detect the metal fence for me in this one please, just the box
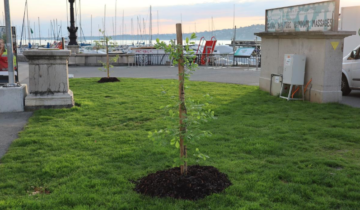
[133,54,260,67]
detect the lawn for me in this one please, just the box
[1,78,360,210]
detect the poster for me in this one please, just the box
[234,48,255,57]
[266,1,336,32]
[0,26,18,84]
[285,55,292,66]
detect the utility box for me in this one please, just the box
[283,54,306,85]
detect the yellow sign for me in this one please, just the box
[331,42,339,50]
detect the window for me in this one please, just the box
[348,48,360,60]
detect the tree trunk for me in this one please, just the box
[176,23,187,176]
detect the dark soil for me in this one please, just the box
[133,165,232,200]
[98,77,120,83]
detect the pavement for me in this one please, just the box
[0,62,359,159]
[18,63,261,86]
[0,112,33,158]
[340,90,360,108]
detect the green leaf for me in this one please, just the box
[175,141,180,149]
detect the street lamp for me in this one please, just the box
[67,0,78,45]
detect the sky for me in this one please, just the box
[1,0,359,38]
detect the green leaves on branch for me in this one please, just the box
[155,33,198,80]
[148,95,216,164]
[149,33,217,166]
[96,29,120,76]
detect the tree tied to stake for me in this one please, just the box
[148,25,216,176]
[94,29,119,78]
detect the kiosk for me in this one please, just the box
[255,0,355,103]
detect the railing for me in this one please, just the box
[133,54,260,67]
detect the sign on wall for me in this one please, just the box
[234,47,255,57]
[266,0,339,32]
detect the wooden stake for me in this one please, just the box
[176,23,187,175]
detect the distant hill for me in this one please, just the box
[88,24,265,42]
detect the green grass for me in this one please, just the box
[1,78,360,210]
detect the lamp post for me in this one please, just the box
[67,0,78,45]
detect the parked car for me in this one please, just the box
[341,6,360,96]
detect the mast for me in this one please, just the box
[66,0,69,28]
[20,0,27,49]
[115,0,117,41]
[38,17,41,46]
[79,0,82,43]
[211,16,214,37]
[157,10,159,36]
[149,5,152,45]
[104,5,106,37]
[233,26,236,52]
[131,18,133,44]
[61,20,63,39]
[137,16,139,43]
[143,18,145,44]
[26,0,31,46]
[112,17,114,38]
[91,15,92,44]
[33,22,35,44]
[233,3,235,30]
[55,19,57,40]
[122,10,124,45]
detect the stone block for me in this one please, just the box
[75,56,86,65]
[25,90,74,111]
[0,85,27,113]
[67,45,80,55]
[23,50,74,110]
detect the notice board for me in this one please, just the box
[266,0,340,32]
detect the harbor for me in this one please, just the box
[11,0,262,69]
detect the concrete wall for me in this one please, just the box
[69,54,135,66]
[255,31,355,103]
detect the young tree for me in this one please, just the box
[149,24,215,175]
[94,29,119,78]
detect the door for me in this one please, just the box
[349,48,360,88]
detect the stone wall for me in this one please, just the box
[255,31,355,103]
[68,54,135,66]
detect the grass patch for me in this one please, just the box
[1,78,360,209]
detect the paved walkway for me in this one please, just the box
[0,112,33,158]
[18,63,261,86]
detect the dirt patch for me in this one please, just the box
[28,187,51,196]
[133,165,232,200]
[98,77,120,83]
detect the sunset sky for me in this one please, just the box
[1,0,359,37]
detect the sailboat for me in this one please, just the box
[77,0,91,47]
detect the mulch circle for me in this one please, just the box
[133,165,232,200]
[98,77,120,83]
